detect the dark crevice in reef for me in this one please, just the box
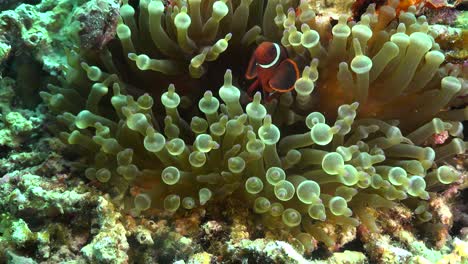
[341,239,366,253]
[455,1,467,10]
[17,211,46,232]
[463,120,468,139]
[0,1,39,12]
[22,0,41,5]
[5,241,37,260]
[17,204,93,233]
[249,223,265,240]
[310,244,333,260]
[0,145,10,159]
[12,54,47,109]
[2,52,50,109]
[451,188,467,236]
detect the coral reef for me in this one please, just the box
[0,0,466,262]
[80,197,130,263]
[0,77,48,175]
[0,171,132,263]
[0,0,119,74]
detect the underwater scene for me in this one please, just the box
[0,0,467,263]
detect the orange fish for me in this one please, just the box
[245,42,300,101]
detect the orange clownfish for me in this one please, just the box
[245,42,300,101]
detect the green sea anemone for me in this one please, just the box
[41,0,467,251]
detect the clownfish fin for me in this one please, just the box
[268,59,300,93]
[247,79,260,98]
[245,53,257,80]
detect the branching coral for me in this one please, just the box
[40,0,467,252]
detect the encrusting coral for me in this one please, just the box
[40,0,467,253]
[0,77,44,151]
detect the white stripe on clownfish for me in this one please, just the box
[258,43,281,69]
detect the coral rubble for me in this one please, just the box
[0,171,131,263]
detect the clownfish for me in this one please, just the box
[245,42,300,101]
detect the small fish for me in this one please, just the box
[245,42,300,101]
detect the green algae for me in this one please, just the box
[455,11,467,29]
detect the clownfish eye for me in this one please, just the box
[258,43,281,69]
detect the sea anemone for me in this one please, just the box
[40,0,467,250]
